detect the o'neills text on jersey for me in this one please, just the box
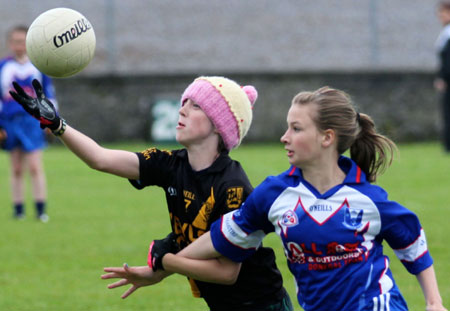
[309,204,332,212]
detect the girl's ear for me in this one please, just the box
[322,129,336,148]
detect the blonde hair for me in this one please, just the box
[292,86,396,182]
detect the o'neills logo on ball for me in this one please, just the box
[53,18,92,48]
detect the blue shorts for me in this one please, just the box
[1,114,47,152]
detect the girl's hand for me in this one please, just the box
[101,263,166,299]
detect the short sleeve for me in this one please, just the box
[128,148,176,189]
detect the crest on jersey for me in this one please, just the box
[343,207,363,229]
[278,209,299,237]
[226,187,244,210]
[281,210,298,227]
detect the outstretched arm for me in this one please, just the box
[162,232,241,285]
[416,265,447,311]
[9,79,140,180]
[58,125,139,179]
[163,253,240,285]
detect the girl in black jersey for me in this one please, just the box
[10,76,293,311]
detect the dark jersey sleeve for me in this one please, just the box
[128,147,177,189]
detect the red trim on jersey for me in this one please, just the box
[288,166,296,176]
[300,197,348,226]
[400,250,429,263]
[356,166,361,183]
[378,257,389,294]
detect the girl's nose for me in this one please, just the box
[280,130,289,144]
[179,104,187,116]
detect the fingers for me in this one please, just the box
[9,90,23,103]
[121,285,138,299]
[101,264,131,280]
[32,79,45,99]
[103,267,126,273]
[102,264,139,298]
[12,82,30,98]
[101,272,122,280]
[9,82,33,110]
[107,278,129,289]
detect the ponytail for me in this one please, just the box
[350,113,396,182]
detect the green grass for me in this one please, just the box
[0,141,448,311]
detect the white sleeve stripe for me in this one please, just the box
[393,228,428,262]
[220,212,265,250]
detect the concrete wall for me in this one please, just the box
[0,1,443,74]
[0,2,443,144]
[52,72,441,144]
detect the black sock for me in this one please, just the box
[14,203,24,217]
[36,201,46,216]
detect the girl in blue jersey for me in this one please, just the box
[0,26,57,221]
[134,86,446,311]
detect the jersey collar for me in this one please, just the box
[286,155,366,185]
[177,149,232,174]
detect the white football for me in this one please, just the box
[26,8,96,78]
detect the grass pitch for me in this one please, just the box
[0,141,448,310]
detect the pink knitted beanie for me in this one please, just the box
[181,76,257,150]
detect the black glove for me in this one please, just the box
[148,232,180,271]
[9,79,61,131]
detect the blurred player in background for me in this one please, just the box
[107,87,447,311]
[0,25,57,222]
[435,0,450,152]
[0,120,6,143]
[10,76,293,311]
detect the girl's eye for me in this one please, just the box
[293,127,301,132]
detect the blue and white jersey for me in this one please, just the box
[0,56,56,119]
[211,156,433,311]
